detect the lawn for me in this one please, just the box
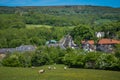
[26,24,53,29]
[0,65,120,80]
[26,24,75,29]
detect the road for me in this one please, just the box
[59,34,77,49]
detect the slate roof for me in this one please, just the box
[0,45,36,54]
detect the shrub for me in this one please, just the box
[2,54,21,67]
[95,54,118,70]
[31,52,51,66]
[63,52,86,68]
[85,52,100,68]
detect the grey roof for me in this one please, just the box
[16,45,36,52]
[0,45,36,54]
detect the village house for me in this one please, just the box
[81,40,96,52]
[96,32,105,38]
[81,38,120,53]
[96,38,120,53]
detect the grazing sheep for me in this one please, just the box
[53,67,56,70]
[64,66,67,70]
[48,66,51,70]
[38,69,45,74]
[31,66,35,69]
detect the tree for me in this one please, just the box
[95,54,118,70]
[115,44,120,58]
[31,52,51,66]
[85,52,100,68]
[63,51,85,68]
[70,25,95,45]
[2,54,21,67]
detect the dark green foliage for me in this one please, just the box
[84,52,100,68]
[0,27,69,48]
[31,52,51,66]
[63,53,85,68]
[71,25,95,44]
[115,44,120,58]
[0,6,120,27]
[63,51,120,71]
[2,54,22,67]
[2,52,34,67]
[98,22,120,38]
[1,47,120,71]
[36,47,66,64]
[0,14,25,29]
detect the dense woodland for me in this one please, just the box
[0,5,120,47]
[0,6,120,27]
[0,6,120,70]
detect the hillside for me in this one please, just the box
[0,5,120,48]
[0,5,120,27]
[0,5,120,15]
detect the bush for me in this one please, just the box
[63,52,86,68]
[85,52,100,68]
[95,54,118,70]
[1,52,34,67]
[2,54,21,67]
[115,44,120,58]
[1,47,120,71]
[31,52,51,66]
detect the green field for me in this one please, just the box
[26,24,53,29]
[0,65,120,80]
[26,24,75,29]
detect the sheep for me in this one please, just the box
[38,69,45,74]
[64,66,67,70]
[31,66,35,69]
[53,67,56,70]
[48,66,51,70]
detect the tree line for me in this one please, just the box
[1,47,120,71]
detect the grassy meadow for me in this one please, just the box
[0,65,120,80]
[26,24,75,29]
[26,24,53,29]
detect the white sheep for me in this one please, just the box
[64,66,67,70]
[53,67,56,70]
[48,66,51,70]
[38,69,45,74]
[31,66,35,69]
